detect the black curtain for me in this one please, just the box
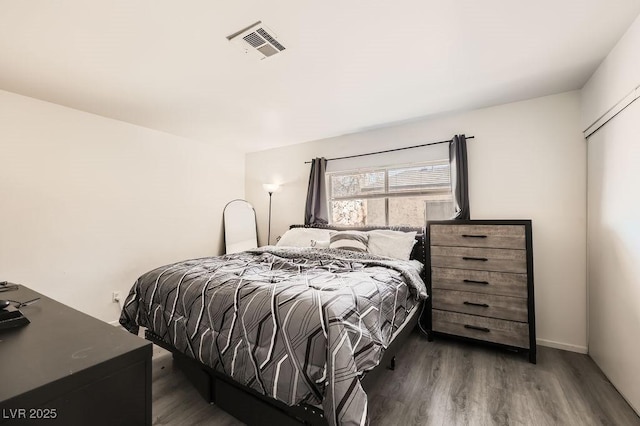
[305,157,329,225]
[450,134,470,220]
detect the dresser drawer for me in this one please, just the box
[432,289,528,322]
[431,267,528,298]
[432,310,529,349]
[430,224,526,249]
[431,246,527,273]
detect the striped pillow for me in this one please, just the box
[329,231,369,252]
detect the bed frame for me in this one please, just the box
[146,224,427,425]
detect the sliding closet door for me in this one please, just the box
[587,99,640,414]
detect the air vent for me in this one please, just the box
[227,21,286,60]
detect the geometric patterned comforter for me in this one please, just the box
[120,247,427,426]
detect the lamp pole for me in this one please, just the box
[267,191,273,245]
[262,183,279,246]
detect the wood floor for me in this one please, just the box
[151,331,640,426]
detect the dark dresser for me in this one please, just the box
[426,220,536,363]
[0,286,152,424]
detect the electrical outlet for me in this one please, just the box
[112,291,121,303]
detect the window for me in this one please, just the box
[327,160,454,227]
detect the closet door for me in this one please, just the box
[587,98,640,413]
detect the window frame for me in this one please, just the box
[326,159,452,226]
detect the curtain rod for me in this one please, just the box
[304,135,474,164]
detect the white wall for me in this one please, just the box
[581,14,640,130]
[0,90,244,323]
[246,91,588,352]
[581,14,640,415]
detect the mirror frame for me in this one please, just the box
[223,199,258,254]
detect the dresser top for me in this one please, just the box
[427,219,532,226]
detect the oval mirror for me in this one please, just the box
[223,200,258,254]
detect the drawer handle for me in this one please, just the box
[464,324,490,333]
[462,256,488,262]
[462,234,488,238]
[464,301,489,308]
[463,279,489,285]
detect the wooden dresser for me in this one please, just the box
[426,220,536,363]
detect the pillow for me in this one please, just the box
[366,229,417,260]
[276,228,332,247]
[310,239,330,248]
[329,231,369,252]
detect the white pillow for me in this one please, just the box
[310,239,330,248]
[276,228,332,247]
[367,229,417,260]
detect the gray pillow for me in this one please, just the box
[329,231,369,252]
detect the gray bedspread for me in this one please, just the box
[120,247,427,426]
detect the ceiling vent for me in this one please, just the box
[227,21,286,60]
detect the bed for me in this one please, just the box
[120,224,428,426]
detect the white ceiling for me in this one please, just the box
[1,1,639,152]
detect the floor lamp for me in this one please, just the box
[262,184,279,245]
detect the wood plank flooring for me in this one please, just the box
[152,331,640,425]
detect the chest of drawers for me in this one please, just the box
[426,220,536,363]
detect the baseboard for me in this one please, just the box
[625,394,640,418]
[615,388,640,418]
[537,338,588,354]
[108,319,120,326]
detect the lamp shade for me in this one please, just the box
[262,183,280,193]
